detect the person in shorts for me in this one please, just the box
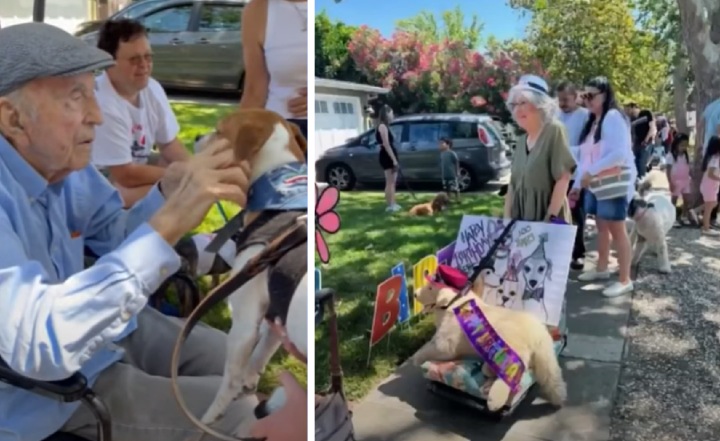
[439,137,460,201]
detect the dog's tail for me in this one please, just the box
[531,329,566,407]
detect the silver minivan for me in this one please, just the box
[78,0,247,92]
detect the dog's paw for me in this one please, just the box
[241,373,261,394]
[486,380,511,411]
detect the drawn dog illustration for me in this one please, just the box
[519,233,552,320]
[408,192,451,216]
[412,267,566,411]
[497,251,523,308]
[194,109,309,428]
[628,177,675,273]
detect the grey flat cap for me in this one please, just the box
[0,22,115,96]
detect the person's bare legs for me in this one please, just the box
[608,220,632,284]
[703,201,718,232]
[384,169,398,209]
[595,219,611,272]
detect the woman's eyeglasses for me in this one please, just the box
[581,92,600,101]
[507,100,529,111]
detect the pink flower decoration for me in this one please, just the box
[315,184,341,264]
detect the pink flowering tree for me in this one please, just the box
[348,26,546,123]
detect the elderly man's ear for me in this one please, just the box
[0,97,29,144]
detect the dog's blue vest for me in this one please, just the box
[246,162,308,211]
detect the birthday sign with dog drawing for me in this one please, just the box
[451,215,576,326]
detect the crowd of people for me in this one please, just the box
[507,74,720,299]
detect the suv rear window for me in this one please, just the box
[479,121,503,145]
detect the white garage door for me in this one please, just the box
[314,94,364,160]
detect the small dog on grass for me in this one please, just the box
[408,192,451,216]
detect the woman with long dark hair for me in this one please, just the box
[376,104,400,212]
[572,77,636,297]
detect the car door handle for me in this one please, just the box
[196,38,210,44]
[170,38,184,45]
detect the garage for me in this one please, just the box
[314,77,389,160]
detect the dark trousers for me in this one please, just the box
[569,182,586,260]
[633,143,652,179]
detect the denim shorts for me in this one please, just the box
[584,191,628,221]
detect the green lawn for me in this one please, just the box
[168,101,306,391]
[314,191,504,400]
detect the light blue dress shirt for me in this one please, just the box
[0,135,181,441]
[703,98,720,152]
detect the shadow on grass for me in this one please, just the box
[171,102,235,149]
[315,191,504,400]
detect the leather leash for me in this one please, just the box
[171,216,307,441]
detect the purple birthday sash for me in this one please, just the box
[453,299,526,394]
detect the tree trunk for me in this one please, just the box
[675,0,720,201]
[673,54,689,133]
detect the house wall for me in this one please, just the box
[314,86,380,160]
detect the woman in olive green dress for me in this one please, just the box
[503,75,576,223]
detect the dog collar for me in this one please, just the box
[246,162,308,211]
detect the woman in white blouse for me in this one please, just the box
[570,77,636,298]
[238,0,308,138]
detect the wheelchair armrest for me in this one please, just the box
[0,357,89,402]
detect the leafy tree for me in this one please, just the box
[395,6,483,48]
[347,26,542,121]
[521,0,669,108]
[315,10,365,82]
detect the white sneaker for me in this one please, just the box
[602,281,633,297]
[386,204,401,212]
[577,270,611,282]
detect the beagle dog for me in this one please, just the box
[193,109,309,427]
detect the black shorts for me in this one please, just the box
[287,118,307,139]
[379,149,398,170]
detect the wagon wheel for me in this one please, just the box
[151,271,202,318]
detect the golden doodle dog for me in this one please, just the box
[412,266,566,411]
[194,109,308,427]
[408,192,451,216]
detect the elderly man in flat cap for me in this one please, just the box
[0,23,258,441]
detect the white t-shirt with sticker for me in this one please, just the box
[91,72,180,168]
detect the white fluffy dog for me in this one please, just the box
[412,280,566,411]
[628,178,675,273]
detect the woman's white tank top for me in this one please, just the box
[263,0,307,119]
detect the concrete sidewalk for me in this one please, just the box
[352,247,631,441]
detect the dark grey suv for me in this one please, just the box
[315,113,511,192]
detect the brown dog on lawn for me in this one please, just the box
[409,192,451,216]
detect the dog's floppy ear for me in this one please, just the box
[218,113,275,162]
[285,120,307,161]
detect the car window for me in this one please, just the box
[118,1,164,19]
[479,121,503,144]
[448,121,476,139]
[198,4,242,32]
[140,5,192,33]
[407,122,449,144]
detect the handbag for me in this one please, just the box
[315,288,356,441]
[588,166,633,200]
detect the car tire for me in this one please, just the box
[325,163,356,191]
[457,164,478,192]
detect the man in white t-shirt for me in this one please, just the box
[556,81,589,270]
[91,19,191,207]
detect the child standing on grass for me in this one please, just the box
[699,136,720,234]
[439,137,460,201]
[665,133,698,226]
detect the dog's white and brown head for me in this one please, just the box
[196,108,307,182]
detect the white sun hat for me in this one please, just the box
[516,74,550,96]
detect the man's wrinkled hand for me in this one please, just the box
[150,139,251,244]
[287,87,307,118]
[250,371,307,441]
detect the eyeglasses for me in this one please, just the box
[582,91,601,101]
[508,100,530,111]
[121,53,153,66]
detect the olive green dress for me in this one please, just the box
[509,119,576,222]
